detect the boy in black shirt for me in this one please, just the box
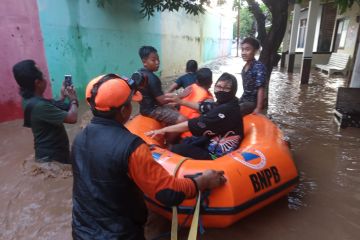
[138,46,186,127]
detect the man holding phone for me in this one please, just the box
[12,59,78,164]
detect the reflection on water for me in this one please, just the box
[1,56,360,239]
[287,171,318,210]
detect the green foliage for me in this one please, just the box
[217,0,227,5]
[232,0,242,9]
[233,1,271,40]
[334,0,360,13]
[140,0,209,19]
[233,7,256,39]
[259,2,271,24]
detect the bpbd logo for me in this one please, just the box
[152,151,172,164]
[230,147,266,170]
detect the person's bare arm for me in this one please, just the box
[145,121,189,138]
[166,82,179,93]
[155,94,172,105]
[165,93,200,110]
[252,87,264,114]
[63,86,78,123]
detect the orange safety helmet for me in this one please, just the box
[86,73,143,114]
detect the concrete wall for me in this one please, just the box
[284,53,331,69]
[0,0,232,122]
[161,7,232,76]
[37,0,232,99]
[350,46,360,88]
[0,0,51,122]
[336,4,360,58]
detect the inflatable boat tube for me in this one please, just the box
[125,114,298,228]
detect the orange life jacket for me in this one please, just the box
[180,84,213,138]
[180,83,213,119]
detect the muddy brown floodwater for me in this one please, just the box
[1,55,359,240]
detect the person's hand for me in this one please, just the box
[164,93,181,104]
[252,108,262,115]
[178,86,192,98]
[64,85,78,101]
[194,170,226,191]
[145,128,166,138]
[60,81,66,101]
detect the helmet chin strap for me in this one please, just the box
[115,103,131,124]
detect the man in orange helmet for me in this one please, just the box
[71,73,226,239]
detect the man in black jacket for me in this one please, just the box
[71,73,226,239]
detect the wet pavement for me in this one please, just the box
[1,54,360,240]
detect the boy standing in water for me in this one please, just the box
[167,59,198,93]
[239,37,267,115]
[138,46,187,127]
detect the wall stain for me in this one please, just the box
[182,35,194,41]
[66,0,90,98]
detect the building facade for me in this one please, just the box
[282,0,359,85]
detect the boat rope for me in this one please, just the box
[171,157,188,240]
[170,157,203,240]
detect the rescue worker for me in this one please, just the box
[71,73,226,239]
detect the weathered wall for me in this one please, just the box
[336,4,360,57]
[350,46,360,88]
[37,0,232,99]
[37,0,160,99]
[0,0,232,122]
[283,53,331,69]
[160,7,232,76]
[0,0,51,122]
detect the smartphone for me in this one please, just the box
[64,75,73,87]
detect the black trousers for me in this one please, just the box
[171,143,212,160]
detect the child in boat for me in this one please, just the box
[167,67,213,138]
[166,60,198,93]
[137,46,187,128]
[239,37,267,115]
[146,73,244,160]
[175,67,213,120]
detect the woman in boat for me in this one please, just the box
[146,72,244,160]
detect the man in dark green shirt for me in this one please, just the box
[13,59,78,164]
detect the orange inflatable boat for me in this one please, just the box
[126,114,298,228]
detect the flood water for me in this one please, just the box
[1,55,359,239]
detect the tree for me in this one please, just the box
[335,0,360,13]
[233,6,256,39]
[247,0,288,80]
[139,0,209,19]
[246,0,267,45]
[96,0,359,79]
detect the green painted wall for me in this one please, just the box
[37,0,232,99]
